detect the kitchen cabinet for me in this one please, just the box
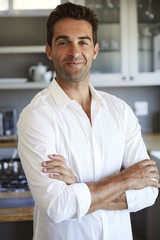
[0,0,160,89]
[88,0,160,86]
[0,192,33,222]
[0,0,160,88]
[73,0,160,87]
[0,15,54,88]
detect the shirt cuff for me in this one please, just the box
[125,189,139,212]
[126,187,158,213]
[70,183,91,220]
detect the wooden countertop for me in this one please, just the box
[0,141,17,148]
[0,133,159,222]
[0,192,33,222]
[142,132,160,151]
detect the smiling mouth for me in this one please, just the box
[66,61,84,64]
[64,61,85,69]
[63,57,86,65]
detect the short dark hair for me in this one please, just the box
[46,2,99,47]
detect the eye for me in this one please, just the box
[58,41,68,46]
[80,41,88,46]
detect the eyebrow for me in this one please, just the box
[55,35,92,42]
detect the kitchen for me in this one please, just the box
[0,0,160,239]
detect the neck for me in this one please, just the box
[55,76,92,122]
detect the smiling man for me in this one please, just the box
[45,17,99,122]
[17,2,160,240]
[46,19,98,83]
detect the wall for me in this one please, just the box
[0,85,159,134]
[98,86,160,133]
[0,16,160,134]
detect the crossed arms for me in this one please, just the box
[42,154,160,214]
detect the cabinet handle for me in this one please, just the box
[122,76,126,81]
[129,76,134,81]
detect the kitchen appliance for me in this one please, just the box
[0,158,29,192]
[0,108,17,141]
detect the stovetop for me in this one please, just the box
[0,158,29,192]
[0,176,29,192]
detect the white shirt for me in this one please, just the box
[17,79,158,240]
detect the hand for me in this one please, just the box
[121,159,160,190]
[42,154,77,185]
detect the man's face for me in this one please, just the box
[46,18,99,83]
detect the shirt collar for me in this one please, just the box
[89,83,104,105]
[49,78,71,111]
[49,78,104,111]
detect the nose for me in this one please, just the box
[68,43,80,58]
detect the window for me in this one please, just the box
[0,0,61,15]
[13,0,61,10]
[0,0,8,11]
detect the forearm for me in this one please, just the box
[42,157,160,216]
[101,193,127,210]
[87,159,160,214]
[87,174,127,213]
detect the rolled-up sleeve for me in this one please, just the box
[17,105,91,224]
[123,105,158,212]
[126,187,158,213]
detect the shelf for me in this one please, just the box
[99,49,120,52]
[138,48,153,52]
[90,73,160,87]
[0,45,45,54]
[0,81,49,90]
[0,76,160,89]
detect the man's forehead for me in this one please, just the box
[53,18,93,36]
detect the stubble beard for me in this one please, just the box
[54,59,92,83]
[56,67,90,83]
[54,54,92,82]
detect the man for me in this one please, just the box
[17,2,160,240]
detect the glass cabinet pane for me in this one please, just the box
[89,0,121,73]
[72,0,121,74]
[137,0,160,73]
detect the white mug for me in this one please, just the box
[43,71,53,83]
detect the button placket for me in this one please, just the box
[91,131,102,181]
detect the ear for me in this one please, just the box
[93,43,99,60]
[45,44,53,61]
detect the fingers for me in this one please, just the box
[42,155,67,173]
[146,178,160,188]
[41,154,77,185]
[135,159,156,167]
[124,159,160,190]
[49,173,76,185]
[143,160,160,182]
[42,154,65,167]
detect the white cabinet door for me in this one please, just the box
[132,0,160,85]
[71,0,129,85]
[91,0,160,86]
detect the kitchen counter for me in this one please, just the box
[142,132,160,151]
[0,133,159,222]
[0,192,33,222]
